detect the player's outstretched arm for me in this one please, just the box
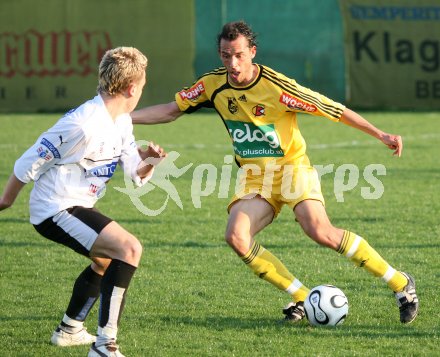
[131,101,183,125]
[340,108,403,157]
[0,174,26,211]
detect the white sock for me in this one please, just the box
[60,314,83,333]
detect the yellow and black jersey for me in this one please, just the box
[175,64,345,168]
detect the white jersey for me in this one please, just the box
[14,95,151,224]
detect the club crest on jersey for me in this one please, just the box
[37,146,53,161]
[279,92,317,112]
[225,120,284,158]
[228,97,239,114]
[37,138,61,160]
[252,104,265,117]
[178,81,205,101]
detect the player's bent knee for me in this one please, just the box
[225,229,251,255]
[122,236,143,264]
[302,225,336,249]
[92,230,143,265]
[225,229,239,246]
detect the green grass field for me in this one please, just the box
[0,111,439,356]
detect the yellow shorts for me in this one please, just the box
[228,157,324,217]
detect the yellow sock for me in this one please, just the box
[242,241,309,302]
[338,231,407,292]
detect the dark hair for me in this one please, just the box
[216,21,258,50]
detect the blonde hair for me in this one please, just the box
[97,47,148,96]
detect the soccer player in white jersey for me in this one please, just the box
[130,21,418,324]
[0,47,166,356]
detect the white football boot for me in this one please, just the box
[51,327,96,346]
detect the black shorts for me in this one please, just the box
[33,206,113,257]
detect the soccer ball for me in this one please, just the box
[304,285,348,327]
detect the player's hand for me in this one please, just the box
[138,141,167,166]
[381,134,403,157]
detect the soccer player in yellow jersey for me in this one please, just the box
[131,21,418,324]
